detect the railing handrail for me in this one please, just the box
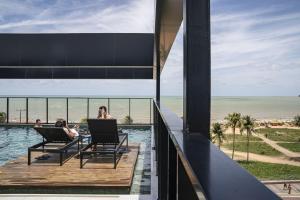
[0,96,153,99]
[153,100,280,200]
[0,97,153,125]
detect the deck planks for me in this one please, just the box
[0,144,139,190]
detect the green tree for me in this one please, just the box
[0,112,6,123]
[123,115,133,124]
[240,115,256,163]
[293,115,300,127]
[211,122,225,149]
[225,112,241,159]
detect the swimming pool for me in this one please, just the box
[0,126,152,194]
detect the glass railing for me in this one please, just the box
[0,97,152,125]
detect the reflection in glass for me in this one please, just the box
[68,99,87,123]
[28,98,46,123]
[48,98,67,123]
[9,98,26,123]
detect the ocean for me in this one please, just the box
[161,96,300,121]
[0,96,299,123]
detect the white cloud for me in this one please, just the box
[0,0,154,33]
[0,1,299,96]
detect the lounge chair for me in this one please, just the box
[28,127,81,166]
[80,119,128,169]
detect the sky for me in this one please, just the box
[0,0,299,96]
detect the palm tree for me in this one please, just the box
[211,122,225,149]
[224,112,241,159]
[240,115,256,163]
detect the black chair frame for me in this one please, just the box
[29,127,81,166]
[80,119,128,169]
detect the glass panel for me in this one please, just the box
[48,98,67,123]
[28,98,46,123]
[130,99,151,124]
[110,99,129,124]
[88,99,108,119]
[0,98,7,123]
[9,98,26,123]
[68,99,87,123]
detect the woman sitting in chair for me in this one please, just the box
[92,106,112,151]
[97,106,112,119]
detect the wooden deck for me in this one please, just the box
[0,143,139,192]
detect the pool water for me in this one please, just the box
[0,126,152,194]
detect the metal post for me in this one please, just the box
[183,0,211,137]
[6,97,9,123]
[26,98,28,124]
[155,0,161,105]
[108,98,110,113]
[87,98,90,119]
[149,98,152,124]
[46,98,49,124]
[128,98,131,124]
[66,98,69,123]
[168,137,177,200]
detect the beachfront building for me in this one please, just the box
[0,0,283,199]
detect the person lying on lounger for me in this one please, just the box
[62,120,79,138]
[54,119,79,139]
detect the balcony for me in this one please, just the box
[0,0,292,199]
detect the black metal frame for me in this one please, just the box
[79,133,128,169]
[28,138,81,166]
[0,33,154,79]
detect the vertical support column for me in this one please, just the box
[155,0,161,105]
[46,98,49,124]
[26,98,28,124]
[183,0,211,137]
[6,97,9,123]
[168,136,177,200]
[157,112,168,200]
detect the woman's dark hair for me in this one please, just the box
[99,106,107,112]
[62,120,67,127]
[55,120,63,127]
[36,119,41,123]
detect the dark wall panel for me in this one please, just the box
[0,33,154,67]
[0,67,152,79]
[0,33,154,79]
